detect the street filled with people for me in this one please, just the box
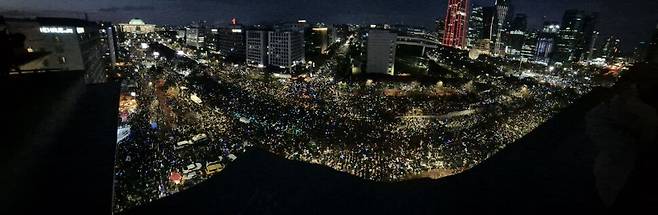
[112,33,612,212]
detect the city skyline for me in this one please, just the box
[1,0,657,52]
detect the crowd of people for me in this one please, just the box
[112,33,606,212]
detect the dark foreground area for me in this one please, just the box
[1,72,120,214]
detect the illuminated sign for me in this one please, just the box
[231,29,242,33]
[40,27,74,34]
[39,26,86,34]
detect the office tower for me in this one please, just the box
[98,22,118,66]
[505,14,527,58]
[645,24,658,64]
[117,18,155,34]
[246,30,268,68]
[600,36,621,62]
[510,13,527,32]
[185,27,200,48]
[217,25,246,62]
[4,17,106,84]
[553,10,598,64]
[482,6,496,41]
[521,31,538,61]
[310,26,330,55]
[435,18,445,40]
[535,22,560,64]
[268,30,305,68]
[176,29,186,41]
[443,0,469,49]
[467,5,485,49]
[207,28,219,54]
[492,0,511,55]
[366,30,397,75]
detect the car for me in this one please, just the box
[205,161,224,174]
[191,133,208,143]
[183,171,197,180]
[182,163,202,174]
[174,140,194,150]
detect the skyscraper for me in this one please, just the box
[246,30,268,68]
[521,31,538,61]
[268,30,305,68]
[505,13,528,58]
[535,22,560,64]
[98,22,118,66]
[443,0,469,49]
[492,0,511,55]
[434,18,445,40]
[600,36,621,62]
[467,5,485,49]
[645,24,658,64]
[367,30,397,75]
[309,25,330,56]
[553,10,598,64]
[217,25,246,62]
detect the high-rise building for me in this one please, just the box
[482,6,497,41]
[521,31,538,61]
[98,22,118,66]
[4,17,106,84]
[217,25,246,62]
[505,14,528,58]
[207,28,219,54]
[645,24,658,64]
[268,30,305,68]
[443,0,469,49]
[467,5,485,49]
[309,26,330,55]
[535,22,560,64]
[492,0,511,55]
[185,27,200,48]
[246,30,268,68]
[553,10,598,64]
[599,36,621,61]
[509,14,527,32]
[366,30,397,75]
[434,18,445,40]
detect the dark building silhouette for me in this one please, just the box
[217,25,246,62]
[535,22,560,64]
[599,36,621,62]
[646,24,658,64]
[553,10,599,64]
[467,5,485,49]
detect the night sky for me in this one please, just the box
[2,0,657,51]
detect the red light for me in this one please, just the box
[443,0,469,49]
